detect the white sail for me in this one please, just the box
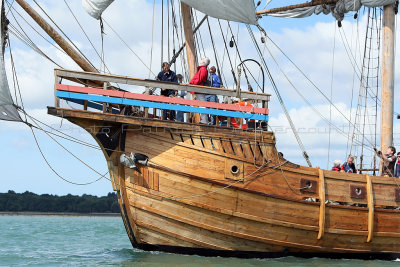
[0,0,21,122]
[268,0,396,20]
[181,0,258,25]
[82,0,114,20]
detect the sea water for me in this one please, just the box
[0,215,399,267]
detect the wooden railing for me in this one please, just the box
[54,69,271,125]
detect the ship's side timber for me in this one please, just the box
[48,107,400,256]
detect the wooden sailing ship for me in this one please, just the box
[2,0,400,259]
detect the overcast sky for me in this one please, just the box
[1,0,399,196]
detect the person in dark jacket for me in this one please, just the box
[205,66,221,125]
[341,156,357,173]
[374,146,397,177]
[157,62,177,120]
[395,152,400,178]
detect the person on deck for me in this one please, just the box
[205,66,221,125]
[157,62,177,121]
[176,74,186,122]
[395,152,400,178]
[374,146,397,177]
[189,57,210,124]
[332,160,341,172]
[341,156,357,173]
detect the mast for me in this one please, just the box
[181,2,199,123]
[180,2,197,78]
[380,4,395,171]
[15,0,97,73]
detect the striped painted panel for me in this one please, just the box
[56,91,269,121]
[56,84,269,115]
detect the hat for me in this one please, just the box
[201,57,210,66]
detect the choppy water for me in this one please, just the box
[0,215,399,266]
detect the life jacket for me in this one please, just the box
[230,101,253,129]
[332,167,340,172]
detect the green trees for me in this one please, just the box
[0,191,120,213]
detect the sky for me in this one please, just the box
[1,0,400,196]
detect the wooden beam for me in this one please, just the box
[256,0,338,15]
[181,2,197,79]
[15,0,97,73]
[366,175,374,243]
[55,69,271,101]
[380,4,395,173]
[317,168,325,240]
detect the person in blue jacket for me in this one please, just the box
[205,66,221,125]
[395,152,400,178]
[157,62,177,120]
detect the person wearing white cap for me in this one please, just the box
[189,57,211,124]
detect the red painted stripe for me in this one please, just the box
[56,84,269,115]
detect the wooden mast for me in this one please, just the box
[180,2,197,79]
[181,2,199,123]
[15,0,97,73]
[380,4,395,172]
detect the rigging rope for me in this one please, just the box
[102,18,156,77]
[264,33,377,150]
[248,25,312,167]
[63,0,112,75]
[149,0,156,78]
[327,24,337,169]
[32,0,97,71]
[218,19,237,85]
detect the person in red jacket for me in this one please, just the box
[189,57,210,124]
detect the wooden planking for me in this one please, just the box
[210,138,224,153]
[221,139,234,155]
[56,69,271,101]
[201,136,214,150]
[57,84,269,115]
[231,141,245,158]
[122,167,400,252]
[126,180,400,252]
[192,135,204,147]
[241,141,254,160]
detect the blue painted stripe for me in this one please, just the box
[57,91,269,121]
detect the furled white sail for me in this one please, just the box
[0,0,21,122]
[268,0,396,21]
[181,0,258,25]
[82,0,114,20]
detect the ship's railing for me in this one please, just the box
[53,69,270,127]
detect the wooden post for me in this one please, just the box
[317,168,325,240]
[54,72,60,108]
[380,4,395,172]
[181,3,197,79]
[15,0,97,73]
[181,2,199,123]
[365,175,374,242]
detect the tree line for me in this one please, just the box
[0,190,120,213]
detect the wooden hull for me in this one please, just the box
[48,107,400,257]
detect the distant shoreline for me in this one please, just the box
[0,211,121,217]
